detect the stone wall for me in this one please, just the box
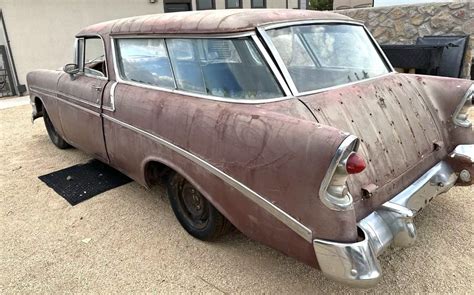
[338,1,474,79]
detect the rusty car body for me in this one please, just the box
[27,9,473,287]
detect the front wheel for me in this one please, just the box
[43,108,70,149]
[167,173,233,241]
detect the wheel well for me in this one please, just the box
[144,161,174,188]
[34,97,44,117]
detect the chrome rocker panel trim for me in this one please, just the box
[313,144,474,288]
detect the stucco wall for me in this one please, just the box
[0,0,166,87]
[337,1,474,79]
[0,0,300,88]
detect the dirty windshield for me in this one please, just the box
[267,24,390,93]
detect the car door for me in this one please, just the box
[57,36,109,162]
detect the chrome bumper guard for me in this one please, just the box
[313,145,473,288]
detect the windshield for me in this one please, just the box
[267,24,390,93]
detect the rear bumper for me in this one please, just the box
[313,144,473,288]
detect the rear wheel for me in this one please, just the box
[43,108,70,149]
[167,172,233,241]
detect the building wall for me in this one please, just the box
[337,1,473,79]
[0,0,300,89]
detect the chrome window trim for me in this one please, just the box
[256,27,299,95]
[261,19,366,30]
[251,34,292,97]
[103,81,118,112]
[297,72,395,97]
[102,113,313,242]
[258,20,395,97]
[110,34,293,104]
[110,31,255,39]
[75,34,110,80]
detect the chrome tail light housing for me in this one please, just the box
[453,84,473,128]
[319,135,365,211]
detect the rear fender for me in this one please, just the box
[409,75,473,148]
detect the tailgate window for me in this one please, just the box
[267,24,390,93]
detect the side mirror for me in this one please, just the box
[63,63,80,76]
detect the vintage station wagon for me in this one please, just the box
[27,9,473,287]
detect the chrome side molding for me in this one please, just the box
[102,114,314,242]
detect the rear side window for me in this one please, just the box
[116,38,175,89]
[166,38,283,99]
[115,37,284,100]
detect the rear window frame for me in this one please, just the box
[110,33,292,104]
[258,20,395,97]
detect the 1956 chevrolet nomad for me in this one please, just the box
[27,9,473,287]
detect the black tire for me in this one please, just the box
[167,172,233,241]
[43,108,70,149]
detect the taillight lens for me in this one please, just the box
[346,152,366,174]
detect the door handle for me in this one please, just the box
[92,85,102,92]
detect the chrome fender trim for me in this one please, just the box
[102,114,313,242]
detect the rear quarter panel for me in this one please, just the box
[103,84,357,267]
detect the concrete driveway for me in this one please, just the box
[1,105,473,293]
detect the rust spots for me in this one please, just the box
[378,97,386,108]
[432,141,443,151]
[361,183,378,199]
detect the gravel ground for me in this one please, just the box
[1,105,473,294]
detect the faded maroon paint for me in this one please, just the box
[26,10,473,269]
[77,9,352,37]
[299,73,473,220]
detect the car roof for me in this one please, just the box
[77,9,353,37]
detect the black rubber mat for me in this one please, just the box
[38,160,132,205]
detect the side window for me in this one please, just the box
[116,38,175,89]
[113,37,284,100]
[267,27,314,68]
[167,39,206,94]
[167,38,284,99]
[83,37,107,78]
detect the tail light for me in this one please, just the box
[346,152,366,174]
[319,135,366,211]
[453,84,473,128]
